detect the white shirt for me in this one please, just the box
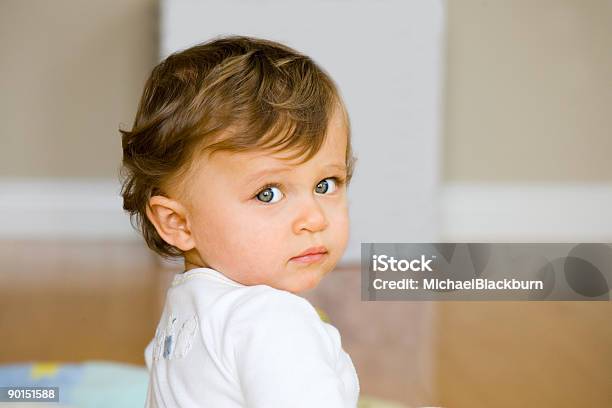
[144,267,360,407]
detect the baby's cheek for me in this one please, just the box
[330,206,350,248]
[228,222,282,283]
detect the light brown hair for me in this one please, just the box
[120,35,355,259]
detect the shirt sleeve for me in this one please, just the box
[226,287,356,408]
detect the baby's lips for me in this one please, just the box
[291,245,328,260]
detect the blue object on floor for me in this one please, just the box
[0,361,148,407]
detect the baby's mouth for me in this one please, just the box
[289,246,328,264]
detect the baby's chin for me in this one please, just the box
[283,265,331,294]
[238,256,337,292]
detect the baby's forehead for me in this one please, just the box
[208,147,310,172]
[195,142,344,180]
[188,114,348,181]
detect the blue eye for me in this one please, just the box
[256,186,283,203]
[315,178,338,195]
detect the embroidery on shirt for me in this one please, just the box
[174,315,198,358]
[164,315,178,359]
[152,313,198,361]
[152,327,163,362]
[152,314,176,361]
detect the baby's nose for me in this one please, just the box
[292,196,329,234]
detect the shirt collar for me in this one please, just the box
[172,267,246,288]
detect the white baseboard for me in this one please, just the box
[2,179,611,244]
[0,179,138,239]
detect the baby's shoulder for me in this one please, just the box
[223,286,343,370]
[226,285,320,325]
[173,276,330,346]
[173,279,318,329]
[227,286,338,347]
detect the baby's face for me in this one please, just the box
[183,110,349,293]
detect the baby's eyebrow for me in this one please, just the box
[244,166,294,185]
[244,163,346,185]
[325,163,347,172]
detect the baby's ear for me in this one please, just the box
[146,195,195,252]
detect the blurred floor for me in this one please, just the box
[434,301,612,407]
[0,240,164,365]
[1,240,610,407]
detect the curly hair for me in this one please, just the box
[119,35,355,259]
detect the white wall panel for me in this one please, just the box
[160,0,446,263]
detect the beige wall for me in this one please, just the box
[0,0,157,178]
[444,0,612,181]
[1,0,611,181]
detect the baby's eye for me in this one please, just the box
[315,178,338,195]
[256,186,284,203]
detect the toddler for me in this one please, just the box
[120,36,359,407]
